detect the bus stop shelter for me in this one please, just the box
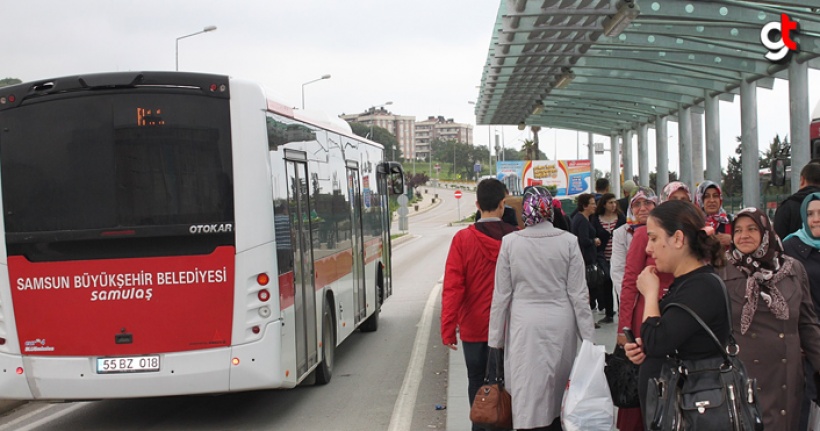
[473,0,820,208]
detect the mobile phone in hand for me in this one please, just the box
[622,327,636,344]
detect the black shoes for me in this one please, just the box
[598,316,614,324]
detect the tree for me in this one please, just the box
[0,78,21,87]
[761,134,790,195]
[406,173,430,189]
[521,139,535,160]
[722,136,743,196]
[722,134,789,196]
[348,122,402,161]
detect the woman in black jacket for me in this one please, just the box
[591,193,626,324]
[571,193,600,314]
[623,200,730,413]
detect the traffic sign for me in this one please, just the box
[454,190,463,199]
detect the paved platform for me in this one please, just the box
[446,313,619,430]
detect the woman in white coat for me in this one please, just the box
[488,186,596,431]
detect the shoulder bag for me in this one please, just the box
[470,348,513,430]
[644,275,764,431]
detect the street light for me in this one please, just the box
[301,74,331,109]
[175,25,217,71]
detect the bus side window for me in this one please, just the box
[274,201,294,275]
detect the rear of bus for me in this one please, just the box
[0,72,277,399]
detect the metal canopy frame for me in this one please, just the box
[475,0,820,135]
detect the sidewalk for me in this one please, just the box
[446,316,619,430]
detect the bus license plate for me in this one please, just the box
[96,355,160,374]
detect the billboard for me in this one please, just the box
[496,160,591,197]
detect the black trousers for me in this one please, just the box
[462,341,506,431]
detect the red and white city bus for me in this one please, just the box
[0,71,404,400]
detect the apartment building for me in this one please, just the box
[415,116,473,160]
[340,107,415,160]
[341,110,473,161]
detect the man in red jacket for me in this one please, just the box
[441,178,517,431]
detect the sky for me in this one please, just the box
[2,0,819,176]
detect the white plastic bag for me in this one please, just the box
[561,340,615,431]
[809,400,820,431]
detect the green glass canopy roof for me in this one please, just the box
[475,0,820,134]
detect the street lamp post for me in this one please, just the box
[175,25,217,71]
[301,74,331,109]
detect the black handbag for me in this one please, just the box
[605,344,640,408]
[644,276,764,431]
[585,263,605,289]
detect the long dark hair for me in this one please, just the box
[649,200,725,268]
[594,193,620,217]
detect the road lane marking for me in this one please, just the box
[10,402,88,431]
[387,278,442,431]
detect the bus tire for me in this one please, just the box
[315,300,335,385]
[360,275,381,333]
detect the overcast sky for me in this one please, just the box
[3,0,819,175]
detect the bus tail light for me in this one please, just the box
[258,289,270,302]
[231,358,240,366]
[257,273,270,286]
[16,367,23,375]
[252,326,260,334]
[0,337,5,345]
[258,306,271,318]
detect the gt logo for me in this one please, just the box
[761,13,799,62]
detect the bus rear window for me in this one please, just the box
[0,92,233,245]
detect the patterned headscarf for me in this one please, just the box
[783,192,820,250]
[695,180,730,229]
[522,186,554,226]
[625,186,658,228]
[727,208,791,334]
[660,181,691,203]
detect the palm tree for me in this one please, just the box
[521,139,535,161]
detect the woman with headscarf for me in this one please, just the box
[719,207,820,430]
[488,186,595,431]
[660,181,691,203]
[695,180,732,247]
[610,186,668,431]
[783,192,820,430]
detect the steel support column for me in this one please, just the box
[589,132,595,189]
[638,124,649,187]
[692,112,705,186]
[741,79,760,209]
[678,105,694,191]
[705,91,722,183]
[656,116,669,194]
[622,129,633,183]
[611,132,621,198]
[789,58,810,194]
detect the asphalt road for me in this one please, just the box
[0,187,462,431]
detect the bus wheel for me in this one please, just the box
[360,287,380,333]
[315,300,335,385]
